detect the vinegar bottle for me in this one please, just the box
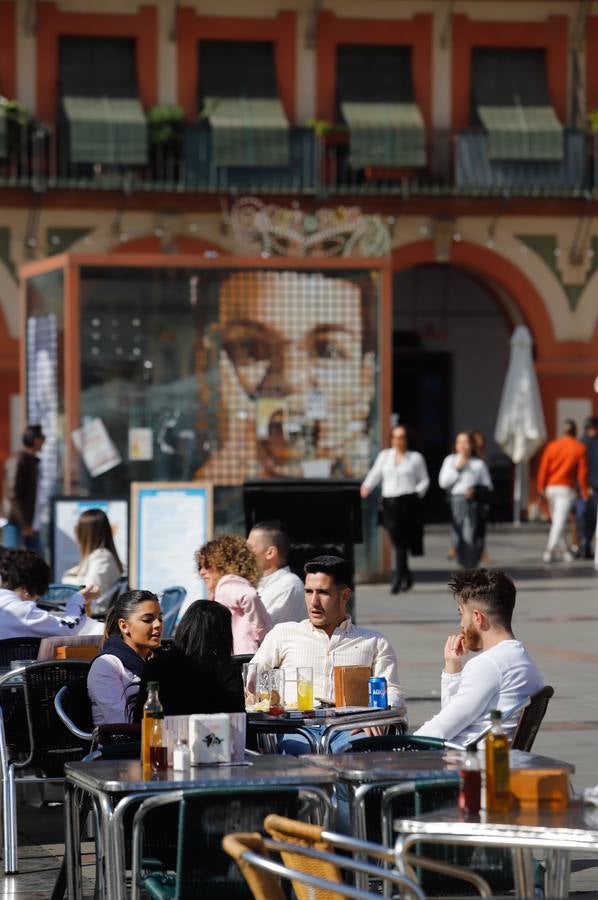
[141,682,163,769]
[459,743,481,814]
[485,709,511,813]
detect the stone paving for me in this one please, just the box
[3,522,598,897]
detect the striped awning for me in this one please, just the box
[0,106,6,159]
[341,101,426,168]
[206,96,290,168]
[63,96,148,165]
[478,105,563,161]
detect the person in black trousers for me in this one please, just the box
[361,426,430,593]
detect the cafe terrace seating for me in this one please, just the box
[222,831,429,900]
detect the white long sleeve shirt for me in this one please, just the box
[438,455,493,495]
[362,449,430,498]
[414,640,544,746]
[0,587,87,638]
[257,566,305,626]
[62,547,122,598]
[251,616,405,708]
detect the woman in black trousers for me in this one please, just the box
[361,426,430,593]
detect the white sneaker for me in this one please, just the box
[563,550,574,562]
[542,550,553,563]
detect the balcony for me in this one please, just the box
[0,121,594,200]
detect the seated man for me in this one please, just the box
[414,568,544,746]
[246,521,305,625]
[251,554,404,752]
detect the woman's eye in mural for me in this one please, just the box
[305,326,354,362]
[310,338,347,360]
[222,323,274,368]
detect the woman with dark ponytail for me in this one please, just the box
[87,590,163,725]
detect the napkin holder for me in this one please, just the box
[509,768,570,809]
[333,665,371,707]
[189,713,231,765]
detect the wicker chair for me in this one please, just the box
[0,659,91,874]
[0,637,41,666]
[264,814,490,898]
[223,831,427,900]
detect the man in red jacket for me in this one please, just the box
[537,419,588,562]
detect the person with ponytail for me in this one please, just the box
[87,590,162,725]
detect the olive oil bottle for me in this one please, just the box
[485,709,510,813]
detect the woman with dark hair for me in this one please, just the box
[0,548,98,637]
[62,508,124,607]
[439,431,493,568]
[87,590,162,725]
[196,534,272,654]
[133,601,244,720]
[361,425,430,593]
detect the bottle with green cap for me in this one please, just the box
[142,681,163,769]
[485,709,510,813]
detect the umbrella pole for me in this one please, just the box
[513,461,523,526]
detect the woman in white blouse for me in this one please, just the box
[62,508,124,611]
[361,425,430,593]
[439,431,493,568]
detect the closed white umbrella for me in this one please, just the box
[494,325,547,524]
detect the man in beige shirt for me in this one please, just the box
[251,554,405,752]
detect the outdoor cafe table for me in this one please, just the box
[304,748,575,890]
[64,754,337,900]
[394,801,598,899]
[247,705,408,753]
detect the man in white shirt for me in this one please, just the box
[251,555,404,752]
[414,569,543,746]
[246,521,305,625]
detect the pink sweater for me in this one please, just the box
[214,574,272,654]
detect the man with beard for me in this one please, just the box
[414,569,543,746]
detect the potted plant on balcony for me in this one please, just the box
[0,97,30,167]
[147,104,185,183]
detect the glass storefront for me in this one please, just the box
[24,259,384,572]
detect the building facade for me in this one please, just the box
[2,0,598,571]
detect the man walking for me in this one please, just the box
[3,425,45,552]
[246,521,305,625]
[414,569,543,746]
[537,419,588,563]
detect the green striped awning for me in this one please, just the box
[63,96,148,165]
[0,106,6,159]
[206,97,290,167]
[341,101,426,168]
[478,105,563,161]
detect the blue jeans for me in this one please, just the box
[3,523,42,553]
[277,725,356,756]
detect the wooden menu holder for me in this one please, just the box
[333,665,371,707]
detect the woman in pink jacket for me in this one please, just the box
[196,534,272,654]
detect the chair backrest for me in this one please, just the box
[21,660,92,773]
[38,583,81,609]
[54,678,94,740]
[511,685,554,752]
[263,815,343,900]
[0,637,41,667]
[343,734,446,754]
[159,586,186,638]
[94,575,129,615]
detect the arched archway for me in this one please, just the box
[390,240,559,521]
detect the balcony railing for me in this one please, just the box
[0,121,594,199]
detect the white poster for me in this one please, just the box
[72,417,121,477]
[52,498,128,581]
[130,482,213,617]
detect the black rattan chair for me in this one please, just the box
[0,637,41,666]
[0,660,91,874]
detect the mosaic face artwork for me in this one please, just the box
[194,269,378,484]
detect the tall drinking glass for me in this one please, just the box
[268,669,285,716]
[242,662,258,711]
[297,666,314,711]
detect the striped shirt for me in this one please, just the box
[251,616,405,708]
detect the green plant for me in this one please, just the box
[589,111,598,132]
[147,104,184,144]
[0,96,29,127]
[305,117,332,137]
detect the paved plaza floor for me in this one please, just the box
[3,522,598,897]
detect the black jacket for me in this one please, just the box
[8,451,40,528]
[133,646,245,721]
